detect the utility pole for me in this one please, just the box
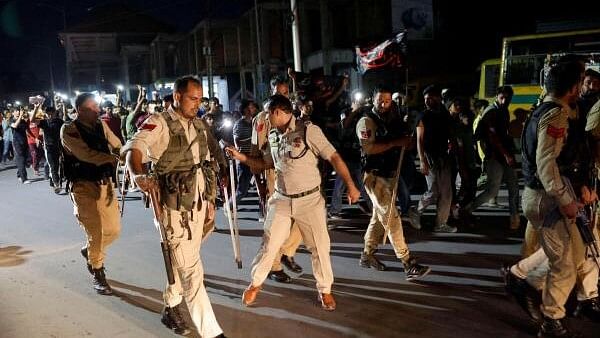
[290,0,302,72]
[204,0,214,98]
[254,0,264,101]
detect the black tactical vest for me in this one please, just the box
[361,110,402,178]
[63,120,115,182]
[556,109,592,192]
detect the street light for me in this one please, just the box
[116,84,124,91]
[15,101,21,106]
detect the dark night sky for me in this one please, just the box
[0,0,597,95]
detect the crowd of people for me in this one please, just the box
[1,57,600,338]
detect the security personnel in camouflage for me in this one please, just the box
[521,59,599,338]
[61,93,122,295]
[355,86,431,281]
[123,76,225,338]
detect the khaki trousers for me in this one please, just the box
[363,172,409,259]
[251,191,333,293]
[162,203,223,338]
[264,169,303,272]
[71,181,121,269]
[271,223,303,271]
[522,187,599,319]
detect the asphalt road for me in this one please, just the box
[1,163,599,338]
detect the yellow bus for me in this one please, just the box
[478,28,600,114]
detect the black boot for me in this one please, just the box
[538,316,582,338]
[402,256,430,281]
[268,270,292,283]
[161,303,191,335]
[359,252,387,271]
[92,267,113,295]
[281,255,302,273]
[501,265,542,323]
[80,246,93,275]
[573,297,600,322]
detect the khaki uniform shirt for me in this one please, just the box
[61,120,122,165]
[536,96,575,207]
[264,117,336,195]
[123,107,210,202]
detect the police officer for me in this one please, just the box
[356,86,431,279]
[123,76,225,338]
[250,77,304,282]
[60,93,122,295]
[228,94,360,311]
[521,58,600,337]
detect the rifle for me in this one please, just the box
[544,177,600,268]
[146,185,176,285]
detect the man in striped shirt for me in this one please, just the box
[233,99,259,203]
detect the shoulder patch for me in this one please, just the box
[546,125,565,138]
[359,129,372,139]
[256,122,264,132]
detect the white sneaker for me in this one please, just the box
[433,223,457,233]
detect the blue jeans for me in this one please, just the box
[235,161,253,203]
[2,139,13,162]
[330,161,368,214]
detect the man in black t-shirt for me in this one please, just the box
[10,108,31,183]
[415,85,456,233]
[38,107,64,191]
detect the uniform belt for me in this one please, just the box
[276,186,320,199]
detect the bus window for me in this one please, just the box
[505,55,546,85]
[484,63,500,98]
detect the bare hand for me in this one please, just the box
[347,185,360,204]
[504,154,516,167]
[580,186,598,205]
[224,146,244,161]
[134,174,159,194]
[560,200,583,219]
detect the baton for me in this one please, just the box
[222,167,243,269]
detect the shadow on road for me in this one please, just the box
[0,245,32,267]
[109,279,163,314]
